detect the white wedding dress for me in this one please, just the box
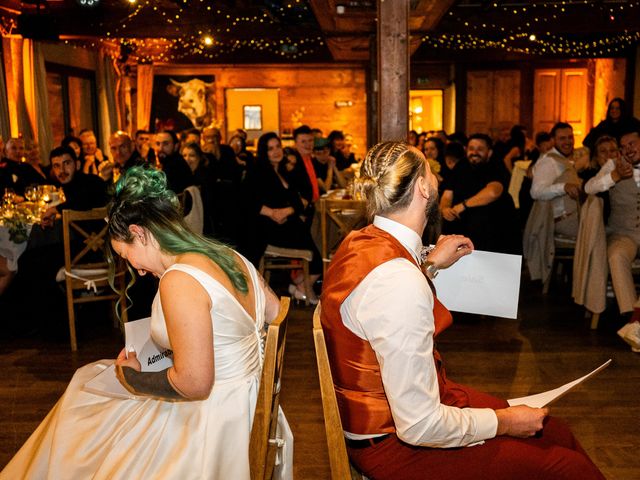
[1,259,293,479]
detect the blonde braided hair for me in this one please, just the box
[355,141,427,219]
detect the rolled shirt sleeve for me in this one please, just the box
[530,154,567,200]
[584,159,616,195]
[341,258,498,448]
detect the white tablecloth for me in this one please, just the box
[0,224,33,272]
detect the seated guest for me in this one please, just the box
[518,131,552,227]
[312,137,346,193]
[321,141,605,480]
[105,131,145,182]
[440,134,519,254]
[292,125,318,205]
[242,132,322,304]
[79,129,109,176]
[530,122,581,239]
[61,135,83,165]
[328,130,356,171]
[2,146,109,333]
[2,166,293,479]
[502,125,536,173]
[200,127,245,244]
[130,130,156,166]
[41,146,109,226]
[423,136,445,183]
[584,127,640,328]
[583,97,640,151]
[153,130,194,194]
[439,140,464,190]
[180,128,201,150]
[181,142,215,234]
[229,134,255,174]
[1,137,28,195]
[19,138,48,188]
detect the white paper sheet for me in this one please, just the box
[84,317,174,399]
[507,359,612,408]
[433,250,522,319]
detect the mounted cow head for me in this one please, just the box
[168,78,215,129]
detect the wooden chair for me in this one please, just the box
[319,198,367,275]
[61,207,128,351]
[542,234,577,294]
[250,296,291,480]
[259,245,313,305]
[312,303,366,480]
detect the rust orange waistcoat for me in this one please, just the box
[320,224,457,435]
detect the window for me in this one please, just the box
[45,63,98,146]
[243,105,262,130]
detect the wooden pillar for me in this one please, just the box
[377,0,409,142]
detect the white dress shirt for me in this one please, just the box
[584,158,640,194]
[530,147,574,217]
[340,215,498,448]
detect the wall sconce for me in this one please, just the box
[335,100,353,108]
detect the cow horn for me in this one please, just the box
[170,78,184,87]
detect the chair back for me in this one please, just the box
[319,197,367,274]
[62,207,128,351]
[183,185,204,235]
[313,303,363,479]
[250,296,290,480]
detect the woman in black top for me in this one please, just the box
[241,132,321,303]
[583,98,640,151]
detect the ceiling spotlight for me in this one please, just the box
[203,35,213,46]
[529,34,536,41]
[127,0,137,4]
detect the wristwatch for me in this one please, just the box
[424,261,439,279]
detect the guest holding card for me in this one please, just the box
[320,141,604,480]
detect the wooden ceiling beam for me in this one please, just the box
[411,0,457,31]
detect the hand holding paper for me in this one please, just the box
[434,249,522,319]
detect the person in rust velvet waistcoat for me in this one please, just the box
[320,141,604,480]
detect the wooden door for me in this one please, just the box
[560,69,588,145]
[466,71,494,135]
[533,67,587,143]
[466,70,520,136]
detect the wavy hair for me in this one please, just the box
[355,142,426,219]
[106,166,247,300]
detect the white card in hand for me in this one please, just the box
[433,250,522,319]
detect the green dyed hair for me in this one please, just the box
[106,166,248,298]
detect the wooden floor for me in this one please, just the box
[1,276,639,479]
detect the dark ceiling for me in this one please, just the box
[1,0,639,64]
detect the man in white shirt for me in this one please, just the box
[584,127,640,325]
[321,141,604,479]
[530,122,582,238]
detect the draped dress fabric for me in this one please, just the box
[2,258,292,480]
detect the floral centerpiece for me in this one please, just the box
[0,203,39,244]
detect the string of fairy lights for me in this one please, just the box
[424,0,640,57]
[46,0,640,61]
[91,0,325,62]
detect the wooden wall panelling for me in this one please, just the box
[533,69,561,137]
[159,65,367,155]
[466,70,493,135]
[492,70,520,128]
[466,69,520,136]
[561,68,588,144]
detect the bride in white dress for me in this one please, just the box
[1,167,293,479]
